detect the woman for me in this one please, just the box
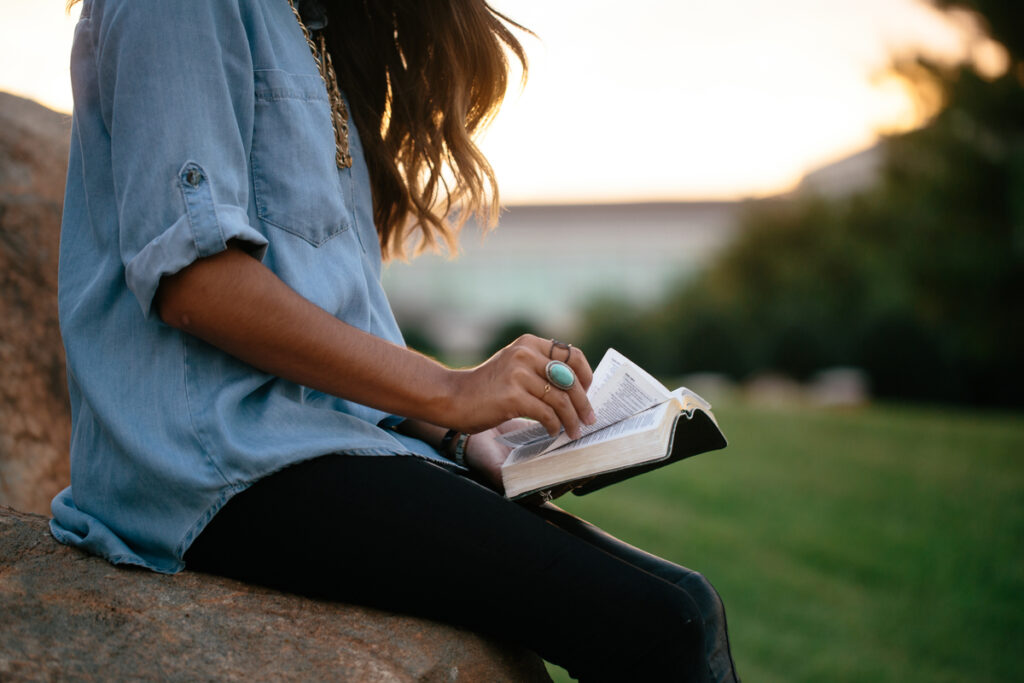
[53,0,739,680]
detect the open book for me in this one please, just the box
[498,348,727,499]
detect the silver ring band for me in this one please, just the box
[549,339,572,361]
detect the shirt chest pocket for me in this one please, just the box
[250,69,350,246]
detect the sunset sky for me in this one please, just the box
[0,0,1004,203]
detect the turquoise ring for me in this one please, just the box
[545,360,576,391]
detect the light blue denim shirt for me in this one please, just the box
[50,0,451,574]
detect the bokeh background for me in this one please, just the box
[2,1,1022,680]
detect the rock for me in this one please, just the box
[0,92,72,515]
[0,507,551,682]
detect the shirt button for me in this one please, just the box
[185,169,201,187]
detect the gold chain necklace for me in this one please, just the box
[285,0,352,169]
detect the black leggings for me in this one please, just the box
[185,455,739,682]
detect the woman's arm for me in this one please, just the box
[155,244,596,438]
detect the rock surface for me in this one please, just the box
[0,507,551,682]
[0,92,72,515]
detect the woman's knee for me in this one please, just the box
[677,571,727,626]
[598,580,711,681]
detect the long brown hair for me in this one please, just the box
[67,0,528,260]
[325,2,527,259]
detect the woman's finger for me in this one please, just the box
[517,370,580,438]
[563,379,595,428]
[541,377,584,439]
[564,345,594,391]
[539,357,594,430]
[517,390,562,437]
[529,334,594,392]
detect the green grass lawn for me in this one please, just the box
[544,401,1024,682]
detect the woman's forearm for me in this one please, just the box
[394,418,448,449]
[155,245,458,426]
[155,244,595,437]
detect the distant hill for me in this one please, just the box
[384,200,744,357]
[795,144,883,198]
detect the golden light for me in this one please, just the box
[0,1,81,113]
[0,0,999,204]
[479,0,994,203]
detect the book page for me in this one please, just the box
[504,402,668,466]
[498,348,672,452]
[670,387,712,413]
[589,347,627,392]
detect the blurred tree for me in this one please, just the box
[399,324,442,360]
[391,311,443,360]
[576,1,1024,406]
[576,295,656,370]
[933,0,1023,61]
[481,316,545,359]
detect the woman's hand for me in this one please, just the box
[463,419,578,504]
[461,418,533,490]
[444,335,596,438]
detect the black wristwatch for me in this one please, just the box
[441,428,470,468]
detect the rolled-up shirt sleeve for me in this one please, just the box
[97,0,268,317]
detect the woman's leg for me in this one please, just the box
[530,505,740,682]
[185,455,722,682]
